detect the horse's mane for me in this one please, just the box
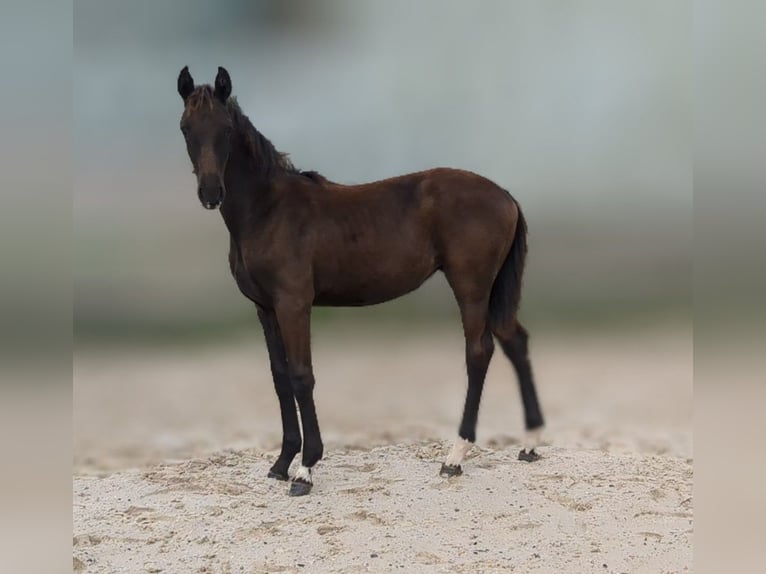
[226,96,298,177]
[298,170,329,183]
[184,86,326,183]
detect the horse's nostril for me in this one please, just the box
[202,198,221,210]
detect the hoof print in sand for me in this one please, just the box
[439,463,463,477]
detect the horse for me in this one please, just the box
[176,66,545,496]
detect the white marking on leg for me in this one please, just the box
[445,437,473,466]
[294,465,312,483]
[523,428,543,452]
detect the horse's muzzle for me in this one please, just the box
[198,177,225,210]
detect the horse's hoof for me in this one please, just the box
[288,479,312,497]
[267,468,289,481]
[439,463,463,477]
[518,448,541,462]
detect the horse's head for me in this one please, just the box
[177,66,234,210]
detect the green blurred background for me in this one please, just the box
[74,0,691,346]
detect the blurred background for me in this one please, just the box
[74,0,691,344]
[73,0,692,476]
[0,0,741,571]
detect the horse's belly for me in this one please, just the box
[313,253,437,306]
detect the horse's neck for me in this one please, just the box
[220,133,272,238]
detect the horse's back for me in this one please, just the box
[318,167,515,223]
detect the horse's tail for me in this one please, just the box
[489,198,528,331]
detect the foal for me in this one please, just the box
[177,67,544,496]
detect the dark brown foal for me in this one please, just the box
[177,66,544,495]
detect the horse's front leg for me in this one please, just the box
[257,306,302,481]
[273,299,323,496]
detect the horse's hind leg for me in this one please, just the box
[440,296,494,477]
[257,306,302,480]
[493,321,545,461]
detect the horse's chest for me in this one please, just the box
[228,248,271,306]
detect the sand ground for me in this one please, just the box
[73,325,692,573]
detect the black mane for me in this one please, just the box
[225,96,296,176]
[225,96,328,183]
[299,170,329,183]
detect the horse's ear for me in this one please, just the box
[214,66,232,102]
[178,66,194,101]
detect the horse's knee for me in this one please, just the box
[272,361,289,380]
[289,368,315,398]
[273,375,294,400]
